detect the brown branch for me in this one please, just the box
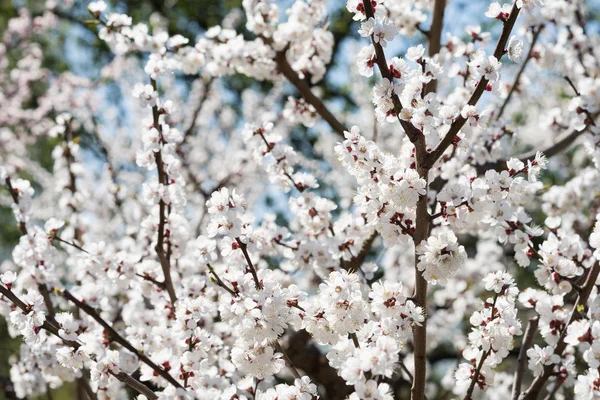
[5,178,57,319]
[425,0,447,94]
[464,293,500,400]
[519,262,600,400]
[426,1,521,169]
[411,189,430,400]
[464,349,492,400]
[78,376,97,400]
[511,317,539,400]
[361,0,421,144]
[150,78,178,306]
[477,112,597,174]
[61,289,184,390]
[0,285,65,343]
[0,285,156,399]
[272,340,302,380]
[274,51,346,136]
[236,238,262,290]
[496,25,544,121]
[110,372,158,400]
[340,231,377,273]
[284,330,353,399]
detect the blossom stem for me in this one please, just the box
[236,237,262,290]
[519,262,600,400]
[5,177,57,319]
[425,0,447,94]
[0,285,153,399]
[61,289,184,390]
[511,317,539,400]
[496,25,544,121]
[150,78,178,307]
[426,1,521,169]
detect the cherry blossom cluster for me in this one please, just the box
[243,122,319,193]
[455,271,522,396]
[335,126,426,245]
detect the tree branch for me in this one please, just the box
[150,78,178,306]
[426,1,521,169]
[110,372,158,400]
[519,262,600,400]
[425,0,447,94]
[496,25,544,121]
[61,289,184,390]
[274,51,347,137]
[340,231,377,273]
[0,285,155,398]
[361,0,422,144]
[477,113,597,174]
[511,317,539,400]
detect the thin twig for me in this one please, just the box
[150,78,178,306]
[496,25,544,121]
[511,317,539,400]
[425,0,447,94]
[519,262,600,400]
[0,285,155,399]
[272,340,302,380]
[426,1,521,169]
[110,372,158,400]
[61,289,184,390]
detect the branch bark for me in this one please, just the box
[361,0,422,144]
[275,51,347,136]
[0,285,155,399]
[150,79,178,306]
[519,262,600,400]
[61,289,184,390]
[511,317,539,400]
[496,25,543,121]
[425,0,447,94]
[426,1,521,169]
